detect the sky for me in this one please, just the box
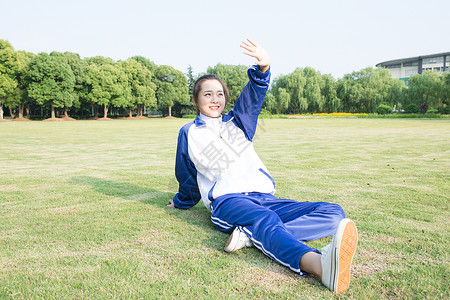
[2,0,450,79]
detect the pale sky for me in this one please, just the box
[2,0,449,79]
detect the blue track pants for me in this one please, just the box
[210,193,345,274]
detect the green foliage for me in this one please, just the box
[156,81,175,109]
[0,39,19,119]
[376,104,392,115]
[425,109,439,114]
[440,105,450,114]
[0,39,18,76]
[13,51,36,117]
[440,72,450,109]
[185,65,196,95]
[27,52,76,118]
[263,92,276,113]
[405,71,443,113]
[153,65,189,116]
[130,56,158,74]
[336,67,405,113]
[85,60,130,118]
[404,103,421,114]
[258,108,273,118]
[182,114,197,119]
[322,74,340,112]
[0,73,17,99]
[267,67,405,115]
[118,59,157,117]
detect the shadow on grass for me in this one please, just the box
[71,175,174,205]
[70,175,220,245]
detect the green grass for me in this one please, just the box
[1,118,449,299]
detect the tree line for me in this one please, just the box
[0,39,189,120]
[266,66,449,115]
[1,39,449,120]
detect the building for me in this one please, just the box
[376,52,450,84]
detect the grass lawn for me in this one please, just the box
[0,118,449,299]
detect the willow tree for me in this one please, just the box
[321,74,340,113]
[405,71,442,113]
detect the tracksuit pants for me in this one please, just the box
[210,192,345,274]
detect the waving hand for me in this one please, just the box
[240,39,271,73]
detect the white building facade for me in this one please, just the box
[376,52,450,85]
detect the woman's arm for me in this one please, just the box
[171,124,202,209]
[225,39,271,141]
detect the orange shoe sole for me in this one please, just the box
[336,221,358,293]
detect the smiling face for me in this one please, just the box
[195,79,226,118]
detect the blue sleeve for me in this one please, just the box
[230,65,271,141]
[172,123,202,209]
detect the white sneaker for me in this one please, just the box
[224,227,253,253]
[321,218,358,293]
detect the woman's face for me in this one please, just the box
[196,79,226,118]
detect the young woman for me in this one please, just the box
[167,39,358,293]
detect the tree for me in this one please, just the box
[172,65,197,117]
[336,77,353,112]
[321,74,340,113]
[263,91,277,113]
[83,57,114,118]
[0,39,19,120]
[287,69,308,113]
[130,56,158,75]
[385,79,405,112]
[186,65,195,94]
[441,72,450,113]
[50,52,79,118]
[118,59,156,117]
[0,73,17,119]
[270,68,308,114]
[277,88,291,114]
[131,56,160,116]
[336,67,404,113]
[27,52,76,119]
[405,71,443,113]
[377,104,391,114]
[14,51,35,119]
[61,52,89,118]
[154,65,189,117]
[303,67,324,113]
[85,61,126,119]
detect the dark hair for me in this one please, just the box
[192,75,230,114]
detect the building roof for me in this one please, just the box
[376,52,450,67]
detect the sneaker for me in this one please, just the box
[224,227,253,253]
[321,218,358,293]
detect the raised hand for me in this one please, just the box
[240,39,271,73]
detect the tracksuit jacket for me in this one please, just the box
[173,65,274,211]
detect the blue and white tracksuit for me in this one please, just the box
[172,65,345,274]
